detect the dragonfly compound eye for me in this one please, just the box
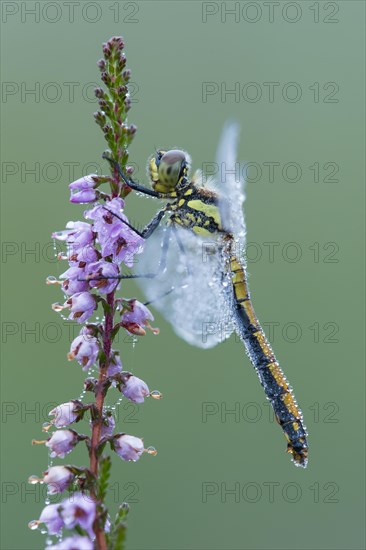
[150,149,190,193]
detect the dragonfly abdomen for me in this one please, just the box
[228,253,309,468]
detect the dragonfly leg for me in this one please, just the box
[102,204,168,239]
[103,153,161,198]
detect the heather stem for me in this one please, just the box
[90,291,115,550]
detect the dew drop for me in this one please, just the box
[28,520,39,530]
[28,475,41,485]
[52,303,65,312]
[146,446,158,456]
[46,276,60,285]
[150,390,163,399]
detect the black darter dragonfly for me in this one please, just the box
[104,123,308,468]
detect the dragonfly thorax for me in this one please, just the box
[149,149,191,194]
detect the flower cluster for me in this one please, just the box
[29,36,161,550]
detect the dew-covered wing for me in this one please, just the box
[214,121,246,240]
[136,226,235,349]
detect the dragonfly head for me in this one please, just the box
[148,149,191,194]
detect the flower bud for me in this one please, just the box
[45,429,79,458]
[62,492,96,538]
[112,434,144,462]
[120,374,150,404]
[121,300,158,335]
[39,503,64,535]
[69,175,98,204]
[100,412,115,438]
[107,351,122,376]
[66,292,97,324]
[68,328,99,370]
[86,260,120,294]
[43,465,74,495]
[49,401,83,428]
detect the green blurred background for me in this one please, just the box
[1,1,365,549]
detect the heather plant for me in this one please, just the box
[28,37,161,550]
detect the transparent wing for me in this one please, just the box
[215,121,246,240]
[136,225,235,349]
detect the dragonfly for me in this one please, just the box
[103,123,308,468]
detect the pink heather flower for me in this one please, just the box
[69,175,98,204]
[86,260,120,294]
[48,536,93,550]
[68,328,99,370]
[45,430,78,458]
[107,351,122,376]
[43,465,74,495]
[121,374,150,404]
[62,492,96,538]
[49,401,82,428]
[85,198,143,266]
[67,245,99,265]
[113,434,144,462]
[60,266,89,296]
[39,503,64,535]
[66,292,96,323]
[52,221,94,250]
[121,299,156,335]
[62,278,90,296]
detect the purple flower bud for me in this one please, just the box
[49,401,82,428]
[43,466,74,495]
[62,492,96,538]
[66,292,97,323]
[97,58,106,70]
[45,430,78,458]
[122,69,131,82]
[67,245,99,265]
[86,260,120,294]
[85,198,143,266]
[62,277,90,296]
[68,328,99,370]
[48,536,93,550]
[69,175,98,204]
[107,351,122,376]
[39,503,64,535]
[94,87,105,98]
[121,300,157,335]
[113,434,144,462]
[124,97,131,111]
[52,221,94,250]
[60,266,89,296]
[102,44,111,58]
[100,413,115,438]
[121,374,150,404]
